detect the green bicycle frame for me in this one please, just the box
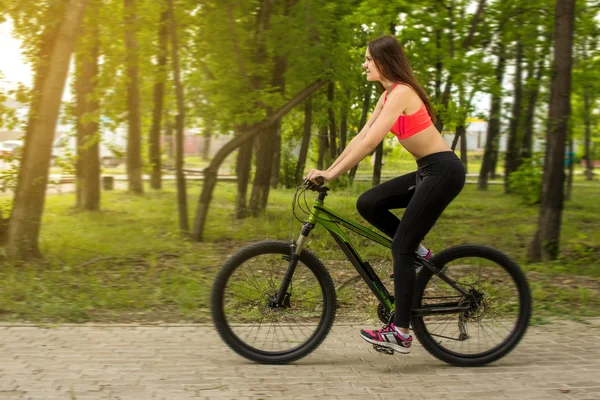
[276,187,471,319]
[303,196,396,313]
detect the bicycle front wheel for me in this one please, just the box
[411,244,531,367]
[211,240,336,364]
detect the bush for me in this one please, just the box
[508,155,543,205]
[0,148,21,192]
[279,139,299,189]
[328,173,350,190]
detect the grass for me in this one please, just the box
[1,158,599,324]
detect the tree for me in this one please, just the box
[75,1,101,211]
[149,7,168,190]
[349,82,374,185]
[572,3,600,181]
[249,1,291,215]
[192,80,327,241]
[168,0,189,233]
[5,0,88,259]
[529,0,576,261]
[124,0,144,194]
[504,41,524,192]
[295,96,313,185]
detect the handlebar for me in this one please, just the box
[303,176,329,193]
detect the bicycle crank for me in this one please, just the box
[377,298,394,324]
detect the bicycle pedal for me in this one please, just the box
[373,344,394,355]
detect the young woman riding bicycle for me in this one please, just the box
[305,34,466,354]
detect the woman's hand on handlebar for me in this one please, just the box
[304,169,331,186]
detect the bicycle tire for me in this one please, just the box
[211,240,336,364]
[411,244,531,367]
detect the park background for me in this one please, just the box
[0,0,598,326]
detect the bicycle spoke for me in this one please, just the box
[416,254,524,358]
[222,250,326,354]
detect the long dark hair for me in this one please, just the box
[367,35,436,124]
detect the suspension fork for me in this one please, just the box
[274,222,315,305]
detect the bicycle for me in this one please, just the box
[211,177,532,366]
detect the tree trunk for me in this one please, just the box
[168,0,188,233]
[295,96,312,184]
[520,49,547,161]
[435,0,455,133]
[164,110,174,168]
[529,0,575,261]
[124,0,143,194]
[460,125,468,174]
[349,82,373,185]
[327,81,337,159]
[248,53,287,215]
[75,5,100,211]
[490,141,500,179]
[202,120,213,161]
[5,0,87,260]
[435,0,487,133]
[317,125,327,170]
[192,80,327,241]
[479,41,506,190]
[519,31,551,162]
[249,121,277,213]
[451,128,461,150]
[579,8,593,181]
[271,124,281,188]
[504,41,523,193]
[565,137,574,200]
[149,8,168,190]
[0,208,7,245]
[372,142,383,186]
[235,127,253,219]
[583,87,593,180]
[435,27,443,102]
[339,89,349,154]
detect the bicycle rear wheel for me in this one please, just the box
[211,240,336,364]
[411,244,531,366]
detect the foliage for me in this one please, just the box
[508,154,544,205]
[0,145,21,192]
[279,137,300,189]
[2,0,600,261]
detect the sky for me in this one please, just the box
[0,19,32,90]
[0,19,74,103]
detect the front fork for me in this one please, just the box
[274,222,315,305]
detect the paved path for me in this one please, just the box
[0,319,599,400]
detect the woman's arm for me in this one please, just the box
[326,92,386,173]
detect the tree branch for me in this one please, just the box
[227,5,258,92]
[462,0,486,50]
[204,79,328,177]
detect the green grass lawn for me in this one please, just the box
[0,168,599,325]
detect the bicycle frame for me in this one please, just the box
[306,197,396,312]
[275,186,471,318]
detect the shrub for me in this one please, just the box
[508,155,543,205]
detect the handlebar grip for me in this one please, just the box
[316,176,325,186]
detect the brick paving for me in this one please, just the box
[0,319,599,399]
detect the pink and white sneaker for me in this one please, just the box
[359,323,413,354]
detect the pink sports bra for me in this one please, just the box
[383,83,433,140]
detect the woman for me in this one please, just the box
[305,35,465,354]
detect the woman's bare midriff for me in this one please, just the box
[398,124,453,160]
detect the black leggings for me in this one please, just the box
[356,151,466,328]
